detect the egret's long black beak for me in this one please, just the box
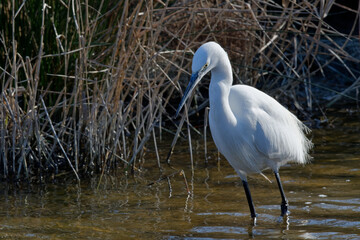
[175,71,200,118]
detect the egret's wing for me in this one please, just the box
[229,85,311,165]
[253,104,311,164]
[254,112,293,160]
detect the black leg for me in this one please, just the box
[242,180,257,220]
[274,171,289,216]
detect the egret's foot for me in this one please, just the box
[276,214,290,227]
[250,216,257,226]
[277,214,290,231]
[280,201,289,217]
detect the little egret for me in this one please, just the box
[176,42,312,222]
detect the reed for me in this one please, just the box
[0,0,359,182]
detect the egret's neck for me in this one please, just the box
[209,58,236,125]
[211,59,233,87]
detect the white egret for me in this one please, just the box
[176,42,312,222]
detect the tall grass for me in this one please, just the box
[0,0,359,182]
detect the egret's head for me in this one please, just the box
[175,42,220,117]
[191,41,220,74]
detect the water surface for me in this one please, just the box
[0,110,359,239]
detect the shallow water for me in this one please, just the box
[0,110,359,239]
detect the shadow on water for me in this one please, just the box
[0,110,359,239]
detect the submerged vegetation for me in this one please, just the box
[0,0,359,183]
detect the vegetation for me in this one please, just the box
[0,0,359,183]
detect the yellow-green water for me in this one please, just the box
[0,110,359,239]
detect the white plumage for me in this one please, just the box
[213,84,311,179]
[176,42,312,221]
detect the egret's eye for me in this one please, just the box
[203,63,209,69]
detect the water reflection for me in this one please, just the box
[0,110,359,239]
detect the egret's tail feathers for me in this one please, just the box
[297,121,314,164]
